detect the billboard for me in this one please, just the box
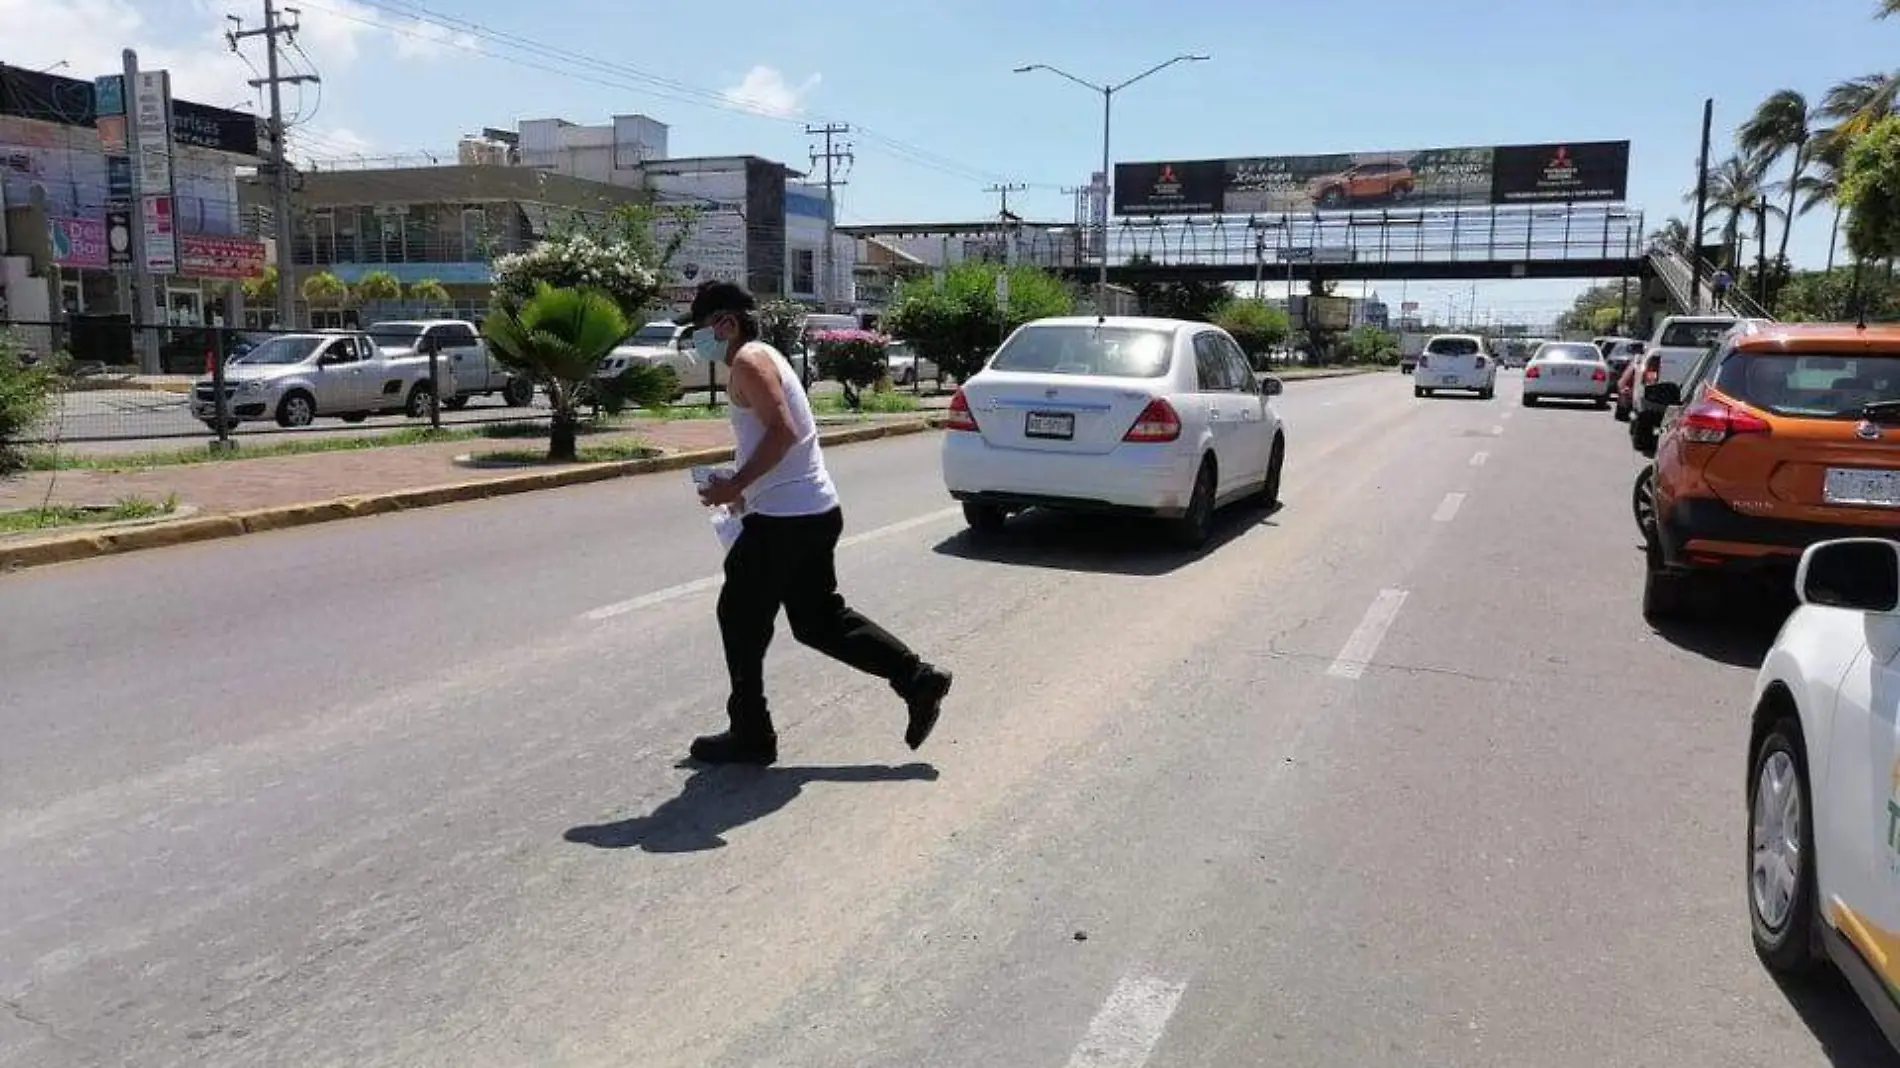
[1114,141,1629,215]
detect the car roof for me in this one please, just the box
[1024,315,1198,332]
[1729,320,1900,353]
[1425,333,1485,342]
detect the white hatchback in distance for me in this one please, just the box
[940,316,1286,549]
[1746,538,1900,1053]
[1413,334,1496,399]
[1522,341,1613,408]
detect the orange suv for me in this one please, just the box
[1641,320,1900,620]
[1307,160,1416,208]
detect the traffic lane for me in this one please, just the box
[1152,387,1889,1064]
[0,373,1397,822]
[0,374,1492,1067]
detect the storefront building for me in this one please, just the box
[0,63,267,361]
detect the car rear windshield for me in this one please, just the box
[988,326,1173,378]
[630,322,678,344]
[1425,337,1480,356]
[1658,321,1734,348]
[1540,344,1600,361]
[1714,352,1900,419]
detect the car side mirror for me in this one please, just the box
[1261,375,1285,397]
[1797,539,1900,613]
[1643,382,1681,408]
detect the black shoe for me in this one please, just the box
[904,668,952,750]
[689,730,778,766]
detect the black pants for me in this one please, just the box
[717,507,923,733]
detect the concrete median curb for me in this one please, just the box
[0,418,937,573]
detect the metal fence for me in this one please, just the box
[4,320,552,446]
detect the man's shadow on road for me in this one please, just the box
[562,762,939,854]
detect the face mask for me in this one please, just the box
[694,326,727,364]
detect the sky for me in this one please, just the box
[6,0,1895,324]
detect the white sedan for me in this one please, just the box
[886,341,939,387]
[1522,341,1613,408]
[1746,538,1900,1052]
[940,316,1286,549]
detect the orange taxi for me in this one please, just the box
[1641,320,1900,619]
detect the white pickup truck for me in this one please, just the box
[192,331,446,430]
[367,319,535,409]
[1628,314,1744,452]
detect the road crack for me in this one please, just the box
[2,995,102,1063]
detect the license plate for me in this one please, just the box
[1440,375,1458,385]
[1824,467,1900,507]
[1024,411,1075,440]
[1555,366,1578,377]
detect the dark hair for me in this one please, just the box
[734,309,760,341]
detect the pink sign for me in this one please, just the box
[50,217,108,269]
[178,234,267,280]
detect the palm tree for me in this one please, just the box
[1655,217,1691,252]
[1687,154,1779,267]
[1796,156,1846,272]
[1739,90,1814,283]
[1821,72,1900,142]
[481,283,631,462]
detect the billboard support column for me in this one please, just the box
[121,50,159,372]
[1690,98,1714,313]
[1098,89,1111,310]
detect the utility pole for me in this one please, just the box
[806,123,852,311]
[985,182,1027,266]
[1689,98,1714,314]
[231,0,317,330]
[1061,185,1089,268]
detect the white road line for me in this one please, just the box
[1501,409,1515,421]
[1065,975,1188,1068]
[580,506,963,623]
[1469,450,1489,467]
[1432,492,1466,523]
[1489,424,1505,436]
[1325,588,1409,681]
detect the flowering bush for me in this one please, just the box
[492,232,661,321]
[811,328,891,408]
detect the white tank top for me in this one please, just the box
[730,343,840,517]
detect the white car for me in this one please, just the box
[1522,341,1613,408]
[1746,538,1900,1053]
[940,316,1286,549]
[1413,334,1497,399]
[886,340,939,387]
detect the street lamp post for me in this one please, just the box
[1013,54,1210,312]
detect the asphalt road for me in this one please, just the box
[3,371,1893,1067]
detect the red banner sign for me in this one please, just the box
[178,234,266,280]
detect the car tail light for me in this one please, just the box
[1417,355,1429,369]
[1679,397,1771,444]
[1641,354,1661,385]
[1592,367,1608,382]
[945,389,979,432]
[1123,397,1182,443]
[1524,365,1541,379]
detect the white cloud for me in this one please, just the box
[390,18,479,60]
[0,0,254,104]
[288,0,379,68]
[721,65,820,118]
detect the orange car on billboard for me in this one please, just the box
[1306,159,1416,208]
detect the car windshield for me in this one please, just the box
[1659,321,1733,348]
[366,323,424,348]
[988,325,1173,378]
[1426,337,1480,356]
[1714,352,1900,419]
[1540,344,1600,361]
[233,336,326,366]
[630,322,678,344]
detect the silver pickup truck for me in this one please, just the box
[367,319,535,409]
[192,331,449,430]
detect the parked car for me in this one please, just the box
[886,340,939,387]
[1630,314,1745,452]
[158,327,268,375]
[1522,341,1612,408]
[1607,340,1647,420]
[366,319,534,408]
[1745,537,1900,1054]
[940,316,1286,549]
[1413,334,1497,399]
[1638,320,1900,620]
[191,331,446,430]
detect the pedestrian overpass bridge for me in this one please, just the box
[844,202,1761,327]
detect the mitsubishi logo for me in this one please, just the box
[1858,419,1883,441]
[1159,164,1177,184]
